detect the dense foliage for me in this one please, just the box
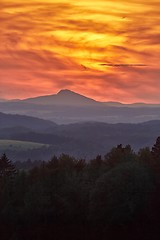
[1,138,160,239]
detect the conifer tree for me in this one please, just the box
[0,153,17,179]
[151,137,160,164]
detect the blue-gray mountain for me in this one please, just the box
[1,90,160,124]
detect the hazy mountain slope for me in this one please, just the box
[1,90,160,124]
[1,101,160,124]
[23,89,100,106]
[49,120,160,150]
[1,119,160,160]
[103,102,160,108]
[23,89,160,108]
[0,98,7,102]
[0,112,56,130]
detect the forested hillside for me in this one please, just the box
[1,138,160,239]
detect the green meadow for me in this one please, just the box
[0,140,49,151]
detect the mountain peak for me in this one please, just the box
[57,89,75,95]
[56,89,98,105]
[23,89,99,106]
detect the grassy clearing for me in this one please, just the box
[0,140,49,151]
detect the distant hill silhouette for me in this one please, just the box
[22,89,160,107]
[23,89,100,106]
[1,89,160,124]
[0,98,7,102]
[0,112,56,130]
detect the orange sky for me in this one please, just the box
[0,0,160,103]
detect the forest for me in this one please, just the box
[1,137,160,240]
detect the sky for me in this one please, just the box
[0,0,160,103]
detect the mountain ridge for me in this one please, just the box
[1,89,160,124]
[0,112,57,130]
[1,114,160,160]
[3,89,160,107]
[21,90,160,107]
[22,89,100,106]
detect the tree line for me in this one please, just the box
[1,137,160,239]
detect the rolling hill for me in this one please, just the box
[0,112,160,161]
[0,112,56,130]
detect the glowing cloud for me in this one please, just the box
[0,0,160,102]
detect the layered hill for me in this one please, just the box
[0,112,160,161]
[1,90,160,124]
[0,112,56,130]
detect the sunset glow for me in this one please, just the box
[0,0,160,102]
